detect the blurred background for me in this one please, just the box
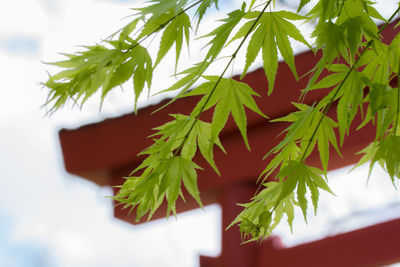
[1,0,400,266]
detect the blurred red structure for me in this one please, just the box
[59,20,400,267]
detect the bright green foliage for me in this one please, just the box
[115,156,202,220]
[262,103,340,176]
[44,38,152,113]
[278,161,334,220]
[154,9,190,69]
[44,0,400,242]
[239,10,311,93]
[202,7,246,61]
[194,0,219,29]
[311,64,364,145]
[114,114,225,219]
[304,0,383,93]
[297,0,311,12]
[230,161,333,241]
[134,0,189,38]
[357,136,400,183]
[229,181,296,241]
[184,76,267,150]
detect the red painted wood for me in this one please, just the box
[257,219,400,267]
[220,182,259,267]
[199,255,221,267]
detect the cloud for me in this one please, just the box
[0,36,39,55]
[0,209,54,267]
[39,0,61,13]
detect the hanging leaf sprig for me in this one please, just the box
[43,0,400,242]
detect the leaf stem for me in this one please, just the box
[174,0,273,156]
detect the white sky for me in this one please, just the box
[1,0,400,266]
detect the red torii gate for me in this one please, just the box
[58,20,400,267]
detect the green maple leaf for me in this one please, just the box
[359,136,400,183]
[123,114,225,218]
[44,39,152,114]
[201,7,245,61]
[152,61,211,112]
[185,76,267,150]
[161,156,204,214]
[298,0,311,12]
[228,181,293,241]
[236,11,311,94]
[278,161,334,218]
[194,0,219,29]
[269,103,340,173]
[154,9,191,70]
[150,114,225,174]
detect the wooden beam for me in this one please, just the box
[257,219,400,267]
